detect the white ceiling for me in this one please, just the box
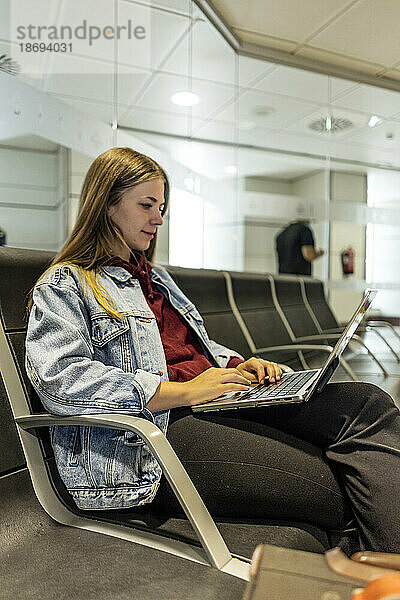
[3,0,400,179]
[208,0,400,81]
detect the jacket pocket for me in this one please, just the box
[91,314,130,347]
[123,431,145,446]
[68,427,81,467]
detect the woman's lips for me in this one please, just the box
[142,231,154,239]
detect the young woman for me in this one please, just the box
[25,147,400,553]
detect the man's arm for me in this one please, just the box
[301,245,324,262]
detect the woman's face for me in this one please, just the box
[108,178,165,258]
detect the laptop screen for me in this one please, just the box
[311,288,377,395]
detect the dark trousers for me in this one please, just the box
[152,382,400,553]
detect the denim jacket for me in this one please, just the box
[25,264,243,510]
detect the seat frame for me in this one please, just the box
[224,271,359,381]
[300,278,400,367]
[0,319,249,581]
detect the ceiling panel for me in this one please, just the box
[211,88,318,128]
[60,93,205,137]
[128,0,190,12]
[35,55,151,104]
[342,120,400,147]
[332,84,400,118]
[238,57,277,88]
[14,57,152,110]
[132,72,235,119]
[161,16,236,84]
[50,94,115,123]
[147,6,190,69]
[121,105,207,136]
[118,68,153,104]
[208,0,353,44]
[192,118,234,142]
[254,65,357,104]
[309,0,400,66]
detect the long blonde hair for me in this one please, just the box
[26,147,169,320]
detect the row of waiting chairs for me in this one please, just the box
[0,247,398,599]
[167,266,399,379]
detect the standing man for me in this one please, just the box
[275,219,324,276]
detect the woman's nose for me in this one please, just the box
[150,210,163,225]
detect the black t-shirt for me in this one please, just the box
[275,222,314,276]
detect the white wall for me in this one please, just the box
[239,172,328,277]
[329,171,366,321]
[0,144,67,251]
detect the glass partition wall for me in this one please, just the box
[2,0,400,320]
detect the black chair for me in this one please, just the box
[225,270,340,372]
[165,265,252,359]
[270,275,388,379]
[0,247,356,594]
[301,278,400,367]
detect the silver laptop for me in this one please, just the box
[192,289,377,413]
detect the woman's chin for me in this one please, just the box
[130,242,150,252]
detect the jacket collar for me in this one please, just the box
[101,264,157,284]
[101,265,135,283]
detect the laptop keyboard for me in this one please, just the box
[242,369,319,400]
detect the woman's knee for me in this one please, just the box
[324,382,398,426]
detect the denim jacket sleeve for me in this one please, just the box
[25,278,158,422]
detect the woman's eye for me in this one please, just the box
[141,203,152,209]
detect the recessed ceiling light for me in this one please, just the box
[368,115,382,128]
[309,116,353,134]
[225,165,237,175]
[171,92,200,107]
[252,105,275,117]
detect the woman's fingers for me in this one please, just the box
[236,359,265,383]
[220,369,252,385]
[261,360,281,383]
[237,358,282,384]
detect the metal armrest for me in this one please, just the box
[321,327,345,334]
[294,333,388,377]
[366,321,400,347]
[255,343,334,354]
[16,412,249,580]
[367,320,399,333]
[254,344,359,381]
[303,327,400,363]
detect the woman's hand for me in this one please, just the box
[147,367,251,413]
[235,357,282,384]
[181,367,252,406]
